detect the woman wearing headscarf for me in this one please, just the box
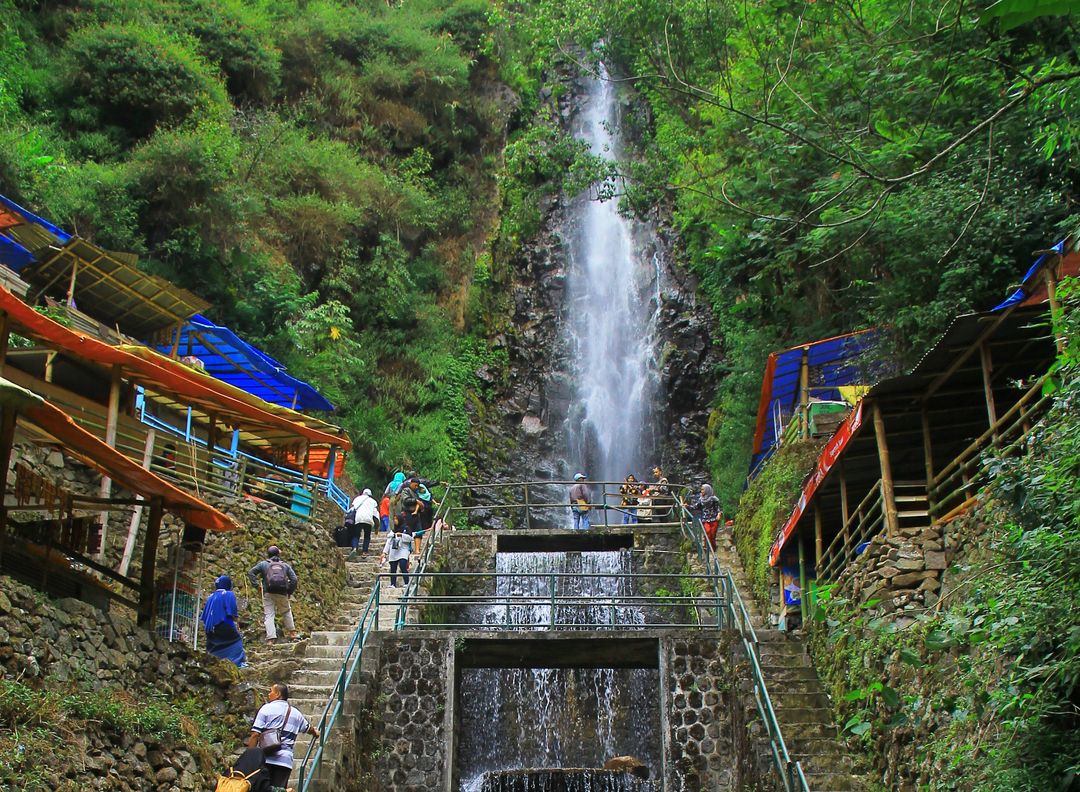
[687,484,722,549]
[201,575,246,667]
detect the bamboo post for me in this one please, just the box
[979,342,1000,446]
[873,401,900,537]
[44,351,56,383]
[1045,261,1064,352]
[921,403,935,485]
[0,311,9,369]
[797,535,808,623]
[301,442,310,488]
[206,411,218,480]
[0,406,17,565]
[839,461,850,544]
[137,497,164,627]
[776,566,785,623]
[98,364,122,560]
[799,347,810,439]
[119,428,155,577]
[814,504,823,571]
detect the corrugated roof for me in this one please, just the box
[151,314,335,412]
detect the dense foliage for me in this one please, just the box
[807,277,1080,791]
[0,0,510,482]
[505,0,1080,510]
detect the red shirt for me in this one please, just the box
[379,496,390,518]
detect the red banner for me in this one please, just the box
[769,401,865,566]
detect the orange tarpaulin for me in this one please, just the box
[15,392,238,533]
[0,286,351,451]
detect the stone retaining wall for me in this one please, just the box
[0,574,248,791]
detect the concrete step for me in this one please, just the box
[773,691,831,710]
[308,631,359,647]
[802,771,861,790]
[760,665,820,683]
[778,720,838,740]
[773,706,834,725]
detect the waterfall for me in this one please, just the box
[457,552,660,792]
[565,64,660,484]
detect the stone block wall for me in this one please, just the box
[0,575,247,791]
[661,634,735,792]
[375,635,454,792]
[840,524,947,625]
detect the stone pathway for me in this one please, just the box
[284,546,408,790]
[710,532,868,791]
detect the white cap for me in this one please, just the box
[574,473,586,481]
[362,488,372,497]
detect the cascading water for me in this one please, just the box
[565,64,661,484]
[456,552,660,792]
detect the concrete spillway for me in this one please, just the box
[478,769,655,792]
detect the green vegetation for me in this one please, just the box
[0,677,237,790]
[505,0,1080,511]
[732,440,824,604]
[0,0,509,483]
[807,279,1080,791]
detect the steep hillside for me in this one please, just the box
[0,0,514,483]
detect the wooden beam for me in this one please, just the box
[814,505,823,570]
[301,441,310,488]
[873,401,900,537]
[0,406,17,565]
[119,428,155,577]
[137,496,163,627]
[98,364,122,560]
[923,309,1013,401]
[979,342,999,443]
[921,403,935,484]
[1045,261,1064,352]
[206,411,218,479]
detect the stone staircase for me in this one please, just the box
[712,533,867,791]
[286,547,407,790]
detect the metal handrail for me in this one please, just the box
[295,579,382,792]
[674,500,809,792]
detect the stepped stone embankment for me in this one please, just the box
[0,574,247,791]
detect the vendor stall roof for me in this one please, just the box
[0,194,70,272]
[0,286,351,451]
[1,375,238,533]
[152,314,335,412]
[750,328,883,474]
[19,237,210,337]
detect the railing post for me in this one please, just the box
[523,483,531,531]
[602,487,609,529]
[549,573,556,628]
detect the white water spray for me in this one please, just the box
[566,65,660,483]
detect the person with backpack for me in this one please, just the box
[569,473,592,530]
[244,683,319,789]
[349,488,379,556]
[379,514,415,589]
[248,546,299,644]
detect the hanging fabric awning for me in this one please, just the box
[2,375,239,533]
[0,286,351,451]
[151,314,335,412]
[0,194,71,273]
[768,402,865,566]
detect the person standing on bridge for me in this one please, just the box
[619,474,640,525]
[569,473,592,530]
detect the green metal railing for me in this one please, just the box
[295,486,459,791]
[294,579,381,792]
[297,481,806,792]
[675,500,810,792]
[378,570,729,630]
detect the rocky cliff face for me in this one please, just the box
[467,79,718,507]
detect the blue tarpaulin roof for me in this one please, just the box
[153,314,336,412]
[750,328,882,476]
[0,195,71,272]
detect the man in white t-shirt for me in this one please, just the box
[349,488,380,556]
[246,683,320,788]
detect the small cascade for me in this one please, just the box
[479,769,655,792]
[472,550,645,630]
[456,551,659,792]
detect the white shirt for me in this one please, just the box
[381,531,414,563]
[350,493,379,525]
[251,699,311,769]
